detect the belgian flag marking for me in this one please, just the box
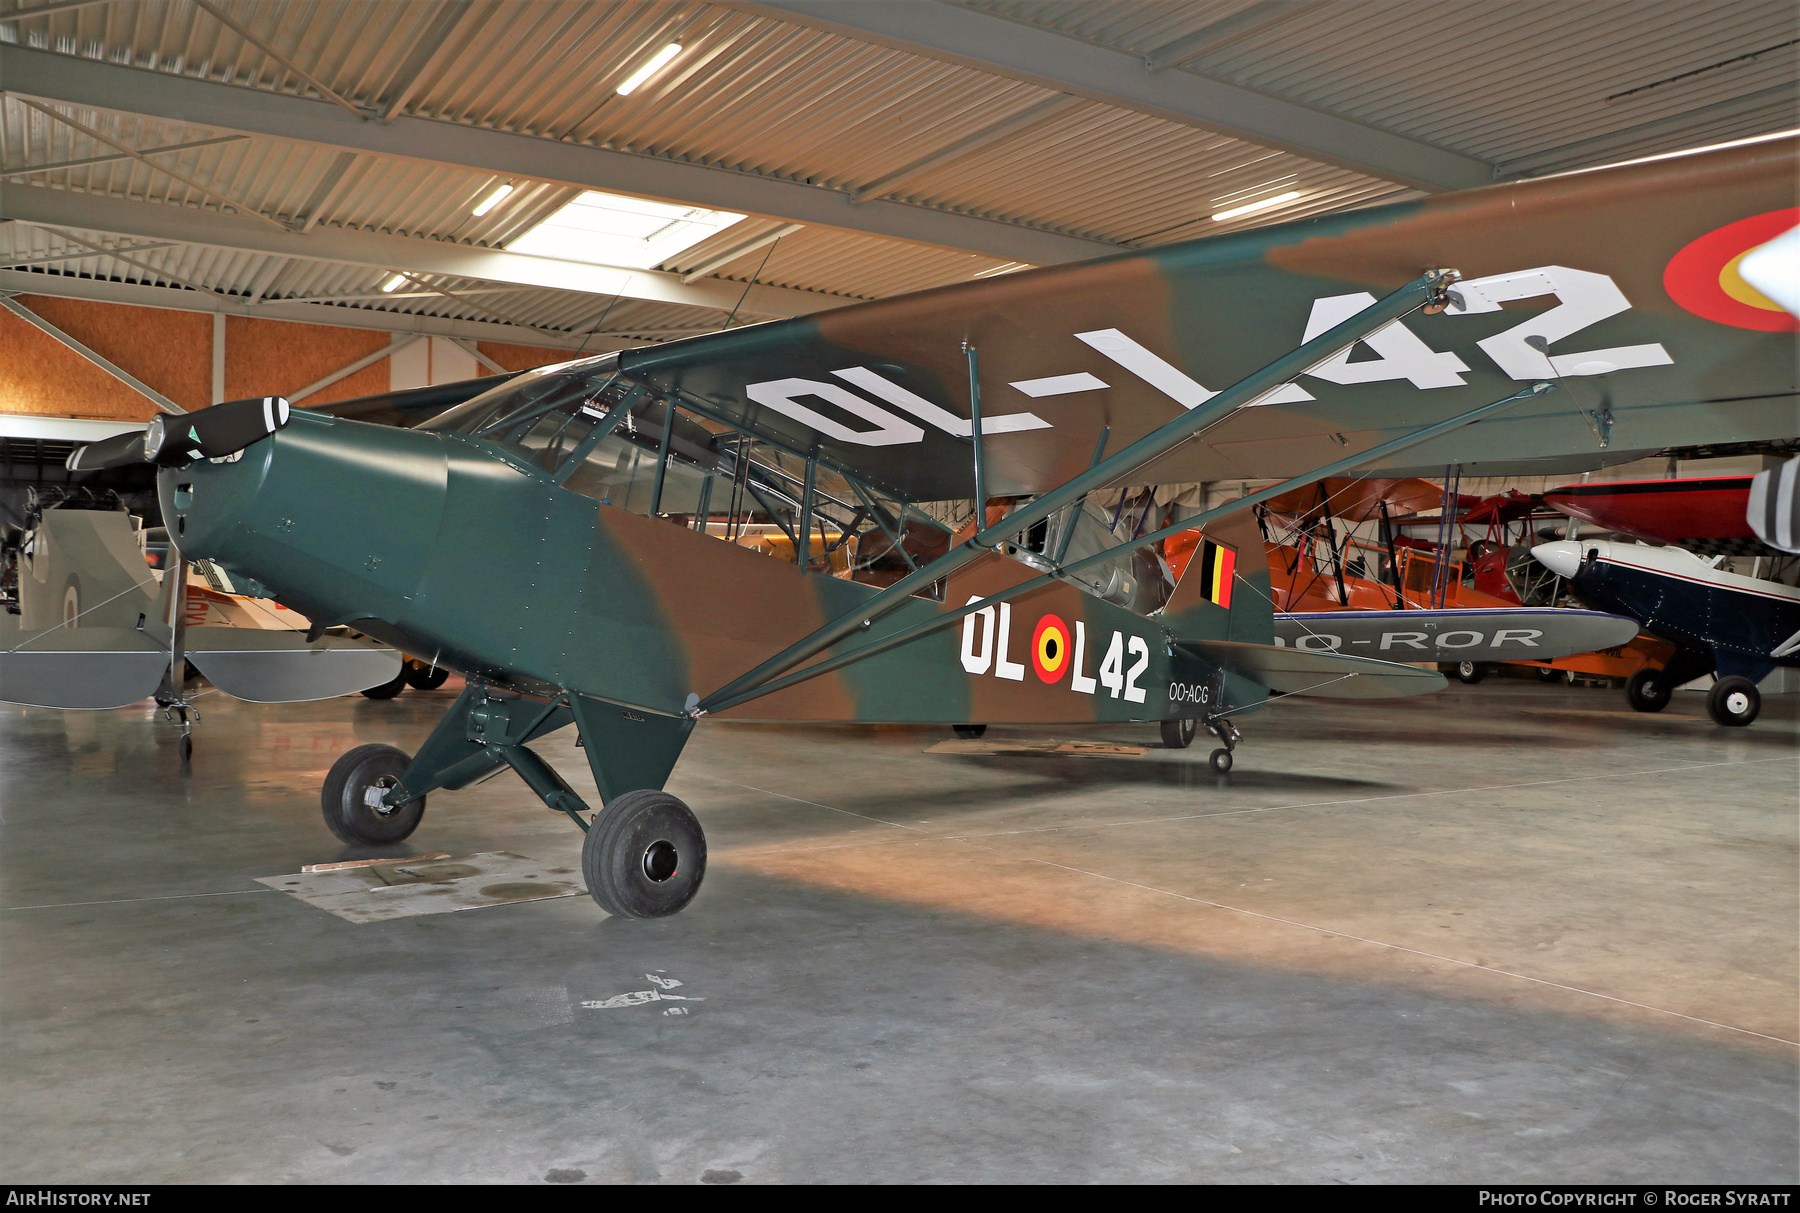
[1197,539,1236,609]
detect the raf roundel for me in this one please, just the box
[1663,208,1800,333]
[1031,614,1071,684]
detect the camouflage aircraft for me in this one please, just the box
[62,134,1799,919]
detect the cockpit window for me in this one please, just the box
[421,356,614,440]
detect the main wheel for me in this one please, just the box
[583,789,706,919]
[403,661,450,691]
[1625,668,1670,713]
[1208,748,1233,775]
[360,668,408,700]
[1453,660,1487,684]
[321,743,425,845]
[1536,665,1561,681]
[1707,675,1760,727]
[953,724,987,739]
[1160,717,1196,749]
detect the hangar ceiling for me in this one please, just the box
[0,0,1794,354]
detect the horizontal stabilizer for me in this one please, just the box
[1274,608,1640,663]
[1178,639,1446,699]
[184,628,401,703]
[0,627,171,709]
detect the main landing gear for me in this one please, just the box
[1160,717,1197,749]
[1707,676,1760,727]
[319,684,701,917]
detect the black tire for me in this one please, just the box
[953,724,987,739]
[403,661,450,691]
[1160,717,1196,749]
[1453,660,1487,684]
[178,733,192,763]
[1536,665,1561,681]
[1625,668,1669,713]
[360,668,408,700]
[321,743,424,845]
[1209,748,1233,775]
[583,789,706,919]
[1707,676,1760,727]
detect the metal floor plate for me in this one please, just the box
[256,851,583,923]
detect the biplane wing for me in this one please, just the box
[619,136,1796,499]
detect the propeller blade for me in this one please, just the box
[65,429,148,472]
[144,396,291,467]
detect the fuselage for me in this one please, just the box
[1531,539,1800,680]
[158,409,1263,725]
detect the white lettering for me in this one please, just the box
[1098,630,1125,698]
[1076,328,1312,410]
[1447,266,1673,379]
[1124,635,1149,703]
[1070,621,1097,694]
[1295,633,1342,652]
[1301,292,1470,389]
[745,377,925,446]
[833,367,1049,434]
[960,597,994,675]
[1436,630,1484,649]
[1380,631,1429,650]
[1491,628,1543,647]
[994,602,1026,681]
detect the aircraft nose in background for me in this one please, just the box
[1531,541,1583,578]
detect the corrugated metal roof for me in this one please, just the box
[1,0,1791,353]
[972,0,1800,170]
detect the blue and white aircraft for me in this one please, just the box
[1532,539,1800,726]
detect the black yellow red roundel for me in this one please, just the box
[1031,614,1070,684]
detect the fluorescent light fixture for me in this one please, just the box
[507,189,744,269]
[378,273,407,293]
[616,43,682,95]
[972,261,1031,279]
[1211,190,1302,222]
[472,183,513,217]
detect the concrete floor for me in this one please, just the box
[1,677,1795,1183]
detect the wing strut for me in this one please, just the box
[700,380,1554,714]
[694,269,1464,715]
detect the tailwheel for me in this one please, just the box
[1624,668,1669,713]
[582,789,707,919]
[1707,676,1760,727]
[1209,748,1233,775]
[1453,660,1487,684]
[953,724,987,739]
[321,743,425,845]
[403,659,450,691]
[1160,717,1196,749]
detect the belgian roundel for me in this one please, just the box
[1663,209,1799,333]
[1031,614,1070,683]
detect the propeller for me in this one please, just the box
[66,396,292,473]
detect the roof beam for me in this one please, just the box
[1,44,1118,265]
[0,268,633,352]
[740,0,1494,193]
[0,185,848,317]
[0,292,183,412]
[0,135,248,179]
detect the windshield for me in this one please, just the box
[421,354,618,439]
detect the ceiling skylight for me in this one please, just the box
[506,190,745,270]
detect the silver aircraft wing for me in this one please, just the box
[0,627,172,709]
[1273,608,1642,663]
[182,628,402,703]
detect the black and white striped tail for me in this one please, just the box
[1749,457,1800,554]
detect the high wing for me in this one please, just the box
[1273,607,1643,664]
[614,136,1796,501]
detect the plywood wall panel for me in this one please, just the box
[0,303,164,420]
[225,316,390,405]
[23,296,211,411]
[476,341,576,372]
